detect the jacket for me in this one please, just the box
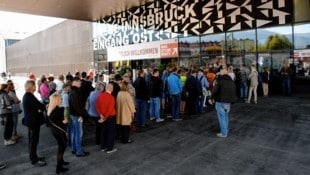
[149,76,163,98]
[68,86,88,117]
[248,71,258,87]
[212,75,237,103]
[87,89,101,117]
[133,77,149,100]
[96,91,116,120]
[167,72,182,95]
[0,90,14,115]
[22,92,46,127]
[116,91,136,125]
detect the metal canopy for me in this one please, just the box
[0,0,153,21]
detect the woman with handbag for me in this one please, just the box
[47,93,69,174]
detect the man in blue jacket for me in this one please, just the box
[167,67,183,121]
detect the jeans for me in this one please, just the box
[239,82,248,98]
[282,79,291,95]
[70,115,84,155]
[28,125,40,163]
[198,95,206,113]
[135,99,147,126]
[248,85,257,102]
[12,112,19,136]
[171,93,181,119]
[215,102,230,137]
[149,97,161,120]
[101,117,116,151]
[3,113,13,140]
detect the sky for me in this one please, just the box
[0,11,65,40]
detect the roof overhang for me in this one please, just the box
[0,0,153,21]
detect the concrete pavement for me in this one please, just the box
[0,77,309,175]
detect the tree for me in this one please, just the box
[265,34,292,50]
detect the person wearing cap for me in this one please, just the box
[68,77,89,157]
[211,66,237,138]
[0,81,15,146]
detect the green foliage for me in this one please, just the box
[265,34,292,50]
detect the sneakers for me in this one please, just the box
[245,100,250,103]
[106,148,117,154]
[156,118,164,123]
[216,133,227,138]
[12,135,22,140]
[0,162,7,170]
[172,118,182,122]
[166,115,173,119]
[32,160,47,167]
[150,117,155,121]
[4,139,16,146]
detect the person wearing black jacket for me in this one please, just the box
[68,77,89,157]
[80,72,94,123]
[22,80,47,166]
[212,66,237,138]
[184,70,201,117]
[133,70,149,127]
[47,93,69,174]
[149,69,164,122]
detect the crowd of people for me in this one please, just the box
[0,62,294,173]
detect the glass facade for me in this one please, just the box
[92,0,310,78]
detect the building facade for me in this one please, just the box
[6,20,93,77]
[93,0,310,78]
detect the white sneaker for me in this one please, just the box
[166,115,173,119]
[156,118,164,123]
[150,117,155,121]
[216,133,227,138]
[106,148,117,154]
[4,139,16,146]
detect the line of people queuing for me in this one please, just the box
[0,62,293,172]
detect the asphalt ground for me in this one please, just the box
[0,77,309,175]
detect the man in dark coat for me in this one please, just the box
[184,70,201,117]
[212,66,237,138]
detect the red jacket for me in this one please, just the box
[96,91,116,120]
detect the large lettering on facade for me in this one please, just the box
[94,0,292,50]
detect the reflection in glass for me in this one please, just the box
[200,33,225,65]
[294,23,310,49]
[257,26,293,51]
[179,36,200,57]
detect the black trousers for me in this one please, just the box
[91,117,102,145]
[3,113,14,140]
[120,125,130,143]
[100,117,116,151]
[187,96,198,115]
[51,128,67,163]
[28,126,40,163]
